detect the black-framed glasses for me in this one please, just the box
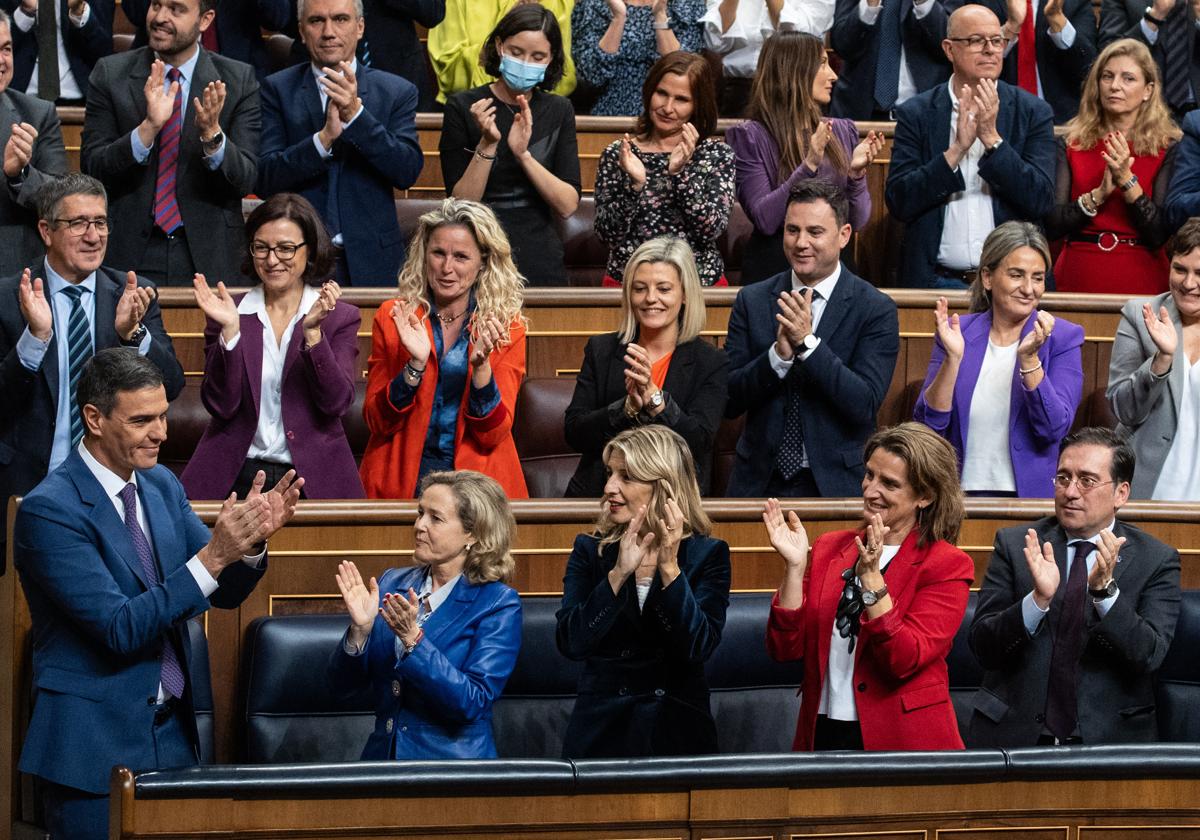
[54,216,109,236]
[1052,474,1114,493]
[250,241,307,261]
[946,35,1009,52]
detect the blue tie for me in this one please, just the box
[119,483,187,700]
[874,0,904,112]
[61,284,93,447]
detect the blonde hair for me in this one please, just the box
[595,426,711,548]
[968,221,1051,313]
[863,423,965,547]
[1065,38,1180,156]
[396,198,526,335]
[418,470,516,584]
[616,237,706,345]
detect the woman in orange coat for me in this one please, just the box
[764,422,972,752]
[361,199,529,499]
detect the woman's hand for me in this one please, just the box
[623,341,655,403]
[666,122,699,175]
[611,504,656,593]
[934,296,965,360]
[763,497,809,573]
[335,560,379,648]
[1143,302,1177,375]
[469,96,502,147]
[302,280,342,346]
[380,589,423,648]
[391,298,431,368]
[656,496,683,585]
[192,272,240,344]
[854,512,890,587]
[619,134,647,191]
[508,94,533,159]
[849,130,885,177]
[1101,130,1134,184]
[802,119,832,172]
[1017,309,1055,366]
[469,313,505,366]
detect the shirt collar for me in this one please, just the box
[310,58,359,86]
[1069,520,1118,547]
[418,568,461,614]
[159,44,202,83]
[44,258,96,297]
[78,439,137,500]
[237,283,322,316]
[791,262,841,298]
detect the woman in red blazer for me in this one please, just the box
[765,422,973,751]
[360,199,529,499]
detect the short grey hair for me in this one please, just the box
[296,0,364,21]
[36,173,107,223]
[0,10,11,30]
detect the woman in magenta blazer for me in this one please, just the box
[181,193,364,499]
[913,222,1084,499]
[765,423,973,751]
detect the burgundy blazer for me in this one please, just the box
[766,529,973,751]
[180,296,365,499]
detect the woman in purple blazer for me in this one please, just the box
[914,222,1084,498]
[181,194,365,499]
[724,32,883,284]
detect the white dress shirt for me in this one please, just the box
[857,0,936,109]
[960,338,1018,492]
[13,2,88,100]
[937,78,995,270]
[701,0,834,77]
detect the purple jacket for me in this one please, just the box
[725,118,871,235]
[913,310,1084,498]
[180,296,365,500]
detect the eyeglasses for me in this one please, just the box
[1052,474,1114,493]
[54,217,109,236]
[250,241,307,261]
[947,35,1009,52]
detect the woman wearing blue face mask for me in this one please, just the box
[440,5,582,286]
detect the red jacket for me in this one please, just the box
[766,529,973,751]
[359,300,529,499]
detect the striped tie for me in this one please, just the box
[153,68,184,234]
[61,284,93,447]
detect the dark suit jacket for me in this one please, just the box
[362,0,446,112]
[328,564,522,759]
[0,265,184,513]
[15,450,266,793]
[1100,0,1200,117]
[964,0,1097,123]
[180,296,364,500]
[829,0,952,119]
[1165,109,1200,228]
[723,266,900,497]
[81,46,260,282]
[556,533,731,758]
[123,0,293,80]
[258,62,423,286]
[0,89,67,277]
[1,0,114,98]
[885,79,1056,287]
[563,332,729,497]
[968,516,1181,747]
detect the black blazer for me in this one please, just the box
[556,533,731,758]
[968,516,1181,747]
[1100,0,1200,114]
[563,333,729,497]
[723,266,899,497]
[829,0,952,119]
[0,90,67,277]
[0,265,184,519]
[1,0,114,99]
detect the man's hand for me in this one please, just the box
[946,83,979,168]
[114,271,156,341]
[197,493,274,576]
[3,122,37,179]
[1024,528,1059,610]
[18,0,36,14]
[972,78,1001,148]
[774,289,813,358]
[68,0,87,17]
[1087,529,1126,591]
[18,268,52,341]
[317,99,344,152]
[138,60,179,148]
[319,61,362,123]
[1043,0,1067,32]
[193,80,226,143]
[244,468,304,539]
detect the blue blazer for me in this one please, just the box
[723,266,900,497]
[1165,110,1200,229]
[328,566,522,760]
[14,450,265,794]
[885,80,1056,288]
[258,62,424,286]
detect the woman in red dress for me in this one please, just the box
[1047,38,1180,295]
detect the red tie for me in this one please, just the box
[153,67,183,234]
[1017,0,1038,95]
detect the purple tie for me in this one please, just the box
[119,483,186,699]
[1044,540,1095,741]
[153,67,183,234]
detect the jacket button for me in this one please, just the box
[857,682,867,692]
[1035,713,1045,723]
[392,680,401,697]
[620,649,631,658]
[654,689,665,697]
[385,719,393,733]
[401,725,407,732]
[286,430,295,440]
[618,687,627,696]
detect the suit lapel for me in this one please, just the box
[301,69,325,134]
[282,317,307,384]
[68,453,151,589]
[180,49,219,178]
[140,475,185,578]
[816,539,857,682]
[931,84,953,157]
[128,52,152,125]
[0,93,14,154]
[1166,297,1186,422]
[662,340,696,398]
[1045,523,1071,637]
[955,313,990,423]
[993,85,1017,216]
[94,268,120,350]
[242,313,265,413]
[814,266,853,342]
[420,576,481,646]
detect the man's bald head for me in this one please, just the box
[947,4,1001,38]
[943,5,1006,85]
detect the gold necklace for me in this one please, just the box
[437,308,467,325]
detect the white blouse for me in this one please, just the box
[1152,357,1200,501]
[961,338,1018,493]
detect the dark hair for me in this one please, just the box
[77,348,164,419]
[1059,427,1136,487]
[635,51,718,141]
[1167,217,1200,258]
[200,0,218,14]
[786,179,849,228]
[480,4,565,92]
[36,172,107,223]
[241,193,334,285]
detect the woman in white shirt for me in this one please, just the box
[182,193,364,499]
[914,221,1085,498]
[1108,218,1200,499]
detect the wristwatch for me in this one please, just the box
[202,130,224,154]
[647,390,665,410]
[800,333,820,353]
[121,323,148,346]
[1144,5,1166,25]
[861,583,889,607]
[1088,579,1119,600]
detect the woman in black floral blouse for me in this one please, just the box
[593,51,736,287]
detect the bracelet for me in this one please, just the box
[404,361,425,381]
[1120,173,1139,192]
[471,147,497,161]
[1019,360,1043,376]
[1077,193,1098,217]
[402,628,424,658]
[651,19,671,29]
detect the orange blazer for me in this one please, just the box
[359,299,529,499]
[766,529,973,751]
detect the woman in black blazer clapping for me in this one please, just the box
[564,236,728,496]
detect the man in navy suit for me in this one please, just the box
[885,3,1056,288]
[258,0,423,286]
[15,348,302,839]
[724,180,899,497]
[1165,109,1200,227]
[1,0,114,102]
